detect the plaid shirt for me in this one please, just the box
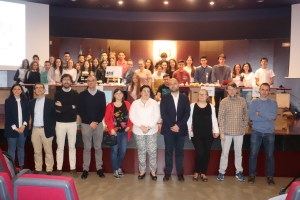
[218,96,249,135]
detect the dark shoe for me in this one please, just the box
[32,170,41,174]
[150,172,157,181]
[55,170,62,176]
[200,174,208,182]
[97,169,105,178]
[177,174,185,182]
[248,175,255,184]
[46,171,52,175]
[267,176,275,186]
[138,173,146,180]
[163,174,171,182]
[70,169,78,178]
[81,170,89,179]
[192,173,199,182]
[19,166,23,170]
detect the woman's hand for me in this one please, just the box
[125,127,130,132]
[213,133,219,138]
[110,129,117,136]
[140,125,149,134]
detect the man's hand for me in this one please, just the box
[55,101,62,106]
[170,124,179,132]
[90,122,98,130]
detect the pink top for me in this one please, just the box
[135,69,152,85]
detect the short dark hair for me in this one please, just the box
[260,57,268,62]
[61,74,73,83]
[101,51,108,55]
[177,60,185,64]
[44,61,50,64]
[242,62,252,73]
[78,54,84,59]
[200,55,207,60]
[260,82,270,90]
[218,53,226,60]
[64,52,70,55]
[163,74,170,78]
[32,54,39,60]
[34,82,45,89]
[160,52,167,58]
[112,88,124,102]
[226,82,237,89]
[140,85,151,92]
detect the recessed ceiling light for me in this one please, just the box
[164,1,169,5]
[210,1,214,5]
[118,1,123,4]
[70,0,77,2]
[257,0,264,2]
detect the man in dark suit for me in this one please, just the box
[160,78,190,182]
[29,83,56,175]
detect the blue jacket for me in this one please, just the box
[160,93,190,136]
[29,97,56,138]
[4,97,30,138]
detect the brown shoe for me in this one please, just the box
[55,170,62,176]
[267,177,275,186]
[192,173,199,182]
[248,175,255,184]
[70,169,78,178]
[163,174,171,182]
[32,170,41,174]
[46,171,52,175]
[177,174,184,182]
[200,174,208,182]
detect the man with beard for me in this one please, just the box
[54,74,79,177]
[160,78,190,182]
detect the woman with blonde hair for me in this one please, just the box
[187,89,219,182]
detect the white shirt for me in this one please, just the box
[171,92,179,121]
[11,98,27,130]
[184,66,195,82]
[255,68,275,85]
[33,97,45,126]
[231,74,244,87]
[62,68,78,82]
[241,72,255,91]
[151,72,165,82]
[47,67,62,84]
[129,98,161,135]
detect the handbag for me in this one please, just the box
[103,132,117,146]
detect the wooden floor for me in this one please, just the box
[58,172,291,200]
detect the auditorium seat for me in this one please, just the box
[286,181,300,200]
[0,149,31,182]
[0,172,13,200]
[13,174,79,200]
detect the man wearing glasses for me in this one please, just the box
[29,83,56,175]
[77,75,106,179]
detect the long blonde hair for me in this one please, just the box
[129,73,142,97]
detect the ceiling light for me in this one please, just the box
[210,1,214,5]
[118,1,123,4]
[70,0,77,1]
[257,0,264,2]
[164,1,169,5]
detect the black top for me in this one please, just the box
[114,103,129,132]
[54,89,79,122]
[25,71,40,84]
[192,103,212,137]
[156,84,170,96]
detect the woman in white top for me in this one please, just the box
[48,58,63,84]
[151,65,165,94]
[127,74,142,103]
[62,59,77,82]
[184,56,196,83]
[241,62,255,108]
[187,89,219,182]
[14,59,29,84]
[135,59,152,87]
[129,85,161,181]
[231,63,244,87]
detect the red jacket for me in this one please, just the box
[104,101,132,141]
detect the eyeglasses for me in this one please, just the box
[198,94,207,96]
[87,80,96,82]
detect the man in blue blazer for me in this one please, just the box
[160,78,190,182]
[29,83,56,175]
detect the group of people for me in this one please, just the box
[6,52,278,186]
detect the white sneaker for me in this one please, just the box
[118,168,124,177]
[114,170,120,179]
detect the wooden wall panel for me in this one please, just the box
[199,41,224,66]
[223,40,249,69]
[107,40,131,62]
[130,40,153,70]
[82,39,107,59]
[59,38,84,61]
[176,41,199,64]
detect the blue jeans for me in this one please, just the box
[110,131,128,171]
[242,90,252,108]
[7,133,27,166]
[164,134,186,174]
[249,130,275,177]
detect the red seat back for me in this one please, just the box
[0,172,13,200]
[286,181,300,200]
[0,149,12,179]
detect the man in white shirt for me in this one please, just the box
[29,83,56,175]
[255,57,275,86]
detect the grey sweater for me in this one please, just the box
[211,64,231,83]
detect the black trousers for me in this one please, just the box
[191,136,214,174]
[214,88,225,117]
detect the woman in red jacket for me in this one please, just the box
[104,88,132,179]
